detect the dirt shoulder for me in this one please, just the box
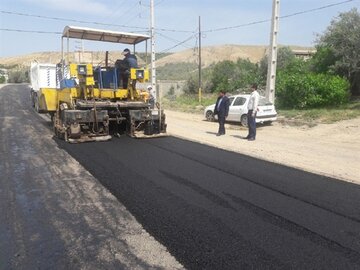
[165,110,360,184]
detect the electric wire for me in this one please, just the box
[159,33,198,53]
[0,10,193,33]
[204,0,357,32]
[156,32,194,49]
[0,0,357,52]
[0,28,61,34]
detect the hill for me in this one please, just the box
[156,45,268,68]
[0,44,314,68]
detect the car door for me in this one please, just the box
[228,96,246,122]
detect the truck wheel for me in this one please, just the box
[30,90,35,108]
[34,94,40,113]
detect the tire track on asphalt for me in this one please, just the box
[224,192,360,264]
[152,139,360,264]
[141,138,360,224]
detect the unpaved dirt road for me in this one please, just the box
[165,110,360,184]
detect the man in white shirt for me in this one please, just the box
[147,85,155,109]
[245,83,260,141]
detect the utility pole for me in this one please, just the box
[150,0,156,102]
[150,0,162,129]
[198,16,202,103]
[266,0,280,104]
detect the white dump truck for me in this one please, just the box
[29,61,57,114]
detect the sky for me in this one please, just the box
[0,0,359,58]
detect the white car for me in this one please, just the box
[204,94,277,126]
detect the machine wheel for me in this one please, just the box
[33,93,40,112]
[49,112,55,123]
[30,90,35,108]
[205,110,215,122]
[240,114,248,127]
[53,112,64,140]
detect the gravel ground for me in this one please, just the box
[165,110,360,184]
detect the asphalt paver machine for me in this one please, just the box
[33,25,166,143]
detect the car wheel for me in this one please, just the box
[240,114,248,127]
[205,110,215,121]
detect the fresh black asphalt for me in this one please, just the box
[2,84,359,269]
[57,135,360,269]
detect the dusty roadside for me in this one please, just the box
[0,84,184,269]
[165,110,360,184]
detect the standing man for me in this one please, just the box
[214,90,230,136]
[147,85,155,109]
[115,48,138,89]
[245,83,260,141]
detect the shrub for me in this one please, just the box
[7,68,29,83]
[276,72,350,108]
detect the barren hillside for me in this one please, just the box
[0,44,313,68]
[156,45,268,67]
[0,51,143,67]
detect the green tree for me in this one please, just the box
[183,76,197,94]
[316,8,360,95]
[276,72,349,108]
[210,59,260,93]
[230,59,260,90]
[259,46,298,80]
[309,46,338,74]
[210,60,236,92]
[8,70,28,83]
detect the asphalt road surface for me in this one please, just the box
[2,84,360,269]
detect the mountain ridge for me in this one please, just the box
[0,44,314,68]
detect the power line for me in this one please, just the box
[0,10,193,33]
[204,0,357,33]
[204,19,270,33]
[113,1,139,23]
[101,0,129,25]
[281,0,357,19]
[155,0,166,6]
[159,33,197,53]
[0,10,148,31]
[0,28,61,34]
[1,0,357,46]
[156,32,194,49]
[1,0,357,35]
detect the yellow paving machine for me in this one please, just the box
[30,26,166,143]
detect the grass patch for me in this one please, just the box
[162,94,217,113]
[278,100,360,124]
[162,94,360,125]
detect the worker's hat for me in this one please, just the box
[122,48,130,55]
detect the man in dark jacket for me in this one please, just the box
[214,90,230,136]
[115,48,138,88]
[122,48,138,69]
